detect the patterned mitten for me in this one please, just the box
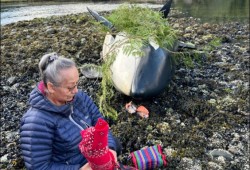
[79,118,115,170]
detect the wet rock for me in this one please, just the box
[0,154,8,162]
[178,157,202,170]
[209,149,233,160]
[208,161,223,170]
[7,77,16,86]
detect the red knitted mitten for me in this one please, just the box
[79,118,115,170]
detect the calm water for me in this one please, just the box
[1,0,249,25]
[174,0,249,23]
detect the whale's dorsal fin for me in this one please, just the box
[86,7,114,30]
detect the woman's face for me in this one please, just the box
[49,66,79,105]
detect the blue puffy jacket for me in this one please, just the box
[20,84,117,170]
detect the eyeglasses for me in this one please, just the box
[66,83,79,92]
[54,82,79,92]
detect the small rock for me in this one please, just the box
[209,149,233,160]
[0,154,8,162]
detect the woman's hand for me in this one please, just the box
[80,149,117,170]
[109,149,118,163]
[80,163,92,170]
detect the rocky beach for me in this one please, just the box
[1,7,249,170]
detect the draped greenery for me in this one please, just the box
[96,4,178,120]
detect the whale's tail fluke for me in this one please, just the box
[159,0,173,18]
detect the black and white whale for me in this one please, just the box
[100,31,176,98]
[87,0,194,98]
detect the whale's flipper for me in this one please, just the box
[159,0,173,18]
[87,7,114,30]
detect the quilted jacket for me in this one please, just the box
[20,83,117,170]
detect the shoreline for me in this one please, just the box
[1,3,164,26]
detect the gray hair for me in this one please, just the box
[39,52,76,86]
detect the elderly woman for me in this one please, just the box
[20,52,120,170]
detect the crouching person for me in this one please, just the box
[20,52,121,170]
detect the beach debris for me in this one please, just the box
[125,101,137,114]
[136,106,149,118]
[125,101,149,118]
